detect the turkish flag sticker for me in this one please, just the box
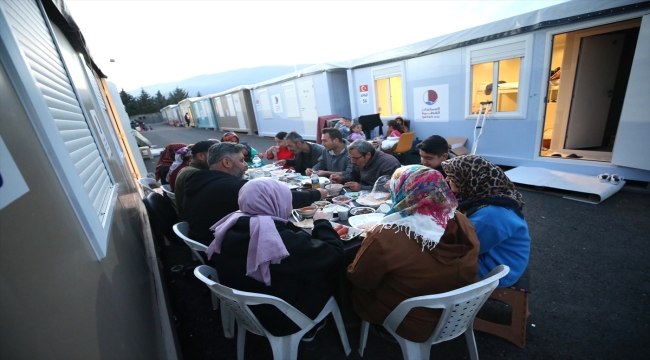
[359,85,368,92]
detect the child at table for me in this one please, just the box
[348,123,365,142]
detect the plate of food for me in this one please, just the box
[350,207,375,216]
[356,192,391,208]
[348,213,384,231]
[345,191,360,200]
[330,222,363,241]
[292,218,314,228]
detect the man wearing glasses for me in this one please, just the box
[330,140,400,192]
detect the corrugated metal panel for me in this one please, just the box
[3,0,113,218]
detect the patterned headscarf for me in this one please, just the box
[206,178,291,286]
[376,165,458,250]
[221,132,240,144]
[441,155,524,216]
[155,142,187,180]
[166,146,192,182]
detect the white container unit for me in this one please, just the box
[178,97,200,127]
[346,0,650,181]
[206,86,257,134]
[161,104,181,126]
[250,63,352,140]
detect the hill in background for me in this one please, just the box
[127,64,313,97]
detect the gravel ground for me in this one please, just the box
[141,124,650,360]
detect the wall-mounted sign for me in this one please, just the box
[272,93,283,113]
[0,134,30,210]
[254,99,261,111]
[413,84,449,122]
[359,84,369,105]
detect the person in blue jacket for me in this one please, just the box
[441,155,530,287]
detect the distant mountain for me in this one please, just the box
[127,64,313,97]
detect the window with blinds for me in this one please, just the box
[2,0,116,249]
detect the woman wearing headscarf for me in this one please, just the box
[155,142,187,183]
[222,132,258,164]
[347,165,479,342]
[166,145,192,192]
[441,155,530,288]
[207,178,344,337]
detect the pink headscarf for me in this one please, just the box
[206,178,292,286]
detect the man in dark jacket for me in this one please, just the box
[277,131,324,175]
[184,142,326,245]
[331,140,401,191]
[174,140,215,220]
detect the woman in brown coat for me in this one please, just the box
[347,165,479,342]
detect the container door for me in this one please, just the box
[232,93,246,129]
[297,79,318,136]
[612,15,650,170]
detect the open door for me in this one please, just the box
[564,33,624,149]
[611,14,650,171]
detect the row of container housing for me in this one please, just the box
[162,0,650,182]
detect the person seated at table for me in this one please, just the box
[334,117,353,139]
[347,165,479,342]
[155,142,187,185]
[276,132,324,175]
[441,155,531,288]
[221,131,258,159]
[184,143,327,245]
[330,140,400,192]
[375,120,403,151]
[264,131,294,168]
[395,116,409,133]
[306,128,352,178]
[240,141,257,166]
[347,123,365,142]
[166,145,192,192]
[174,140,215,220]
[417,135,451,177]
[207,178,344,337]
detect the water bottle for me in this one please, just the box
[252,154,262,169]
[311,172,320,189]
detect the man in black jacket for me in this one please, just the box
[184,142,326,245]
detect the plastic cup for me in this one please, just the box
[337,205,350,221]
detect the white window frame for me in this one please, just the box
[371,62,406,119]
[0,0,117,260]
[464,34,534,120]
[257,89,273,119]
[282,82,301,118]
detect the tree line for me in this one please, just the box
[119,87,203,116]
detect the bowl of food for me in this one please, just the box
[350,207,375,216]
[332,195,352,204]
[312,200,330,210]
[284,172,300,180]
[356,192,391,208]
[296,206,317,218]
[348,213,385,231]
[324,183,344,196]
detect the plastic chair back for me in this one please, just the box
[172,222,207,264]
[138,178,161,197]
[392,132,416,154]
[194,265,351,360]
[142,192,181,245]
[359,265,510,360]
[161,184,176,202]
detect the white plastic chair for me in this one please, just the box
[161,184,176,202]
[359,265,510,360]
[194,265,352,360]
[138,178,161,197]
[173,222,235,339]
